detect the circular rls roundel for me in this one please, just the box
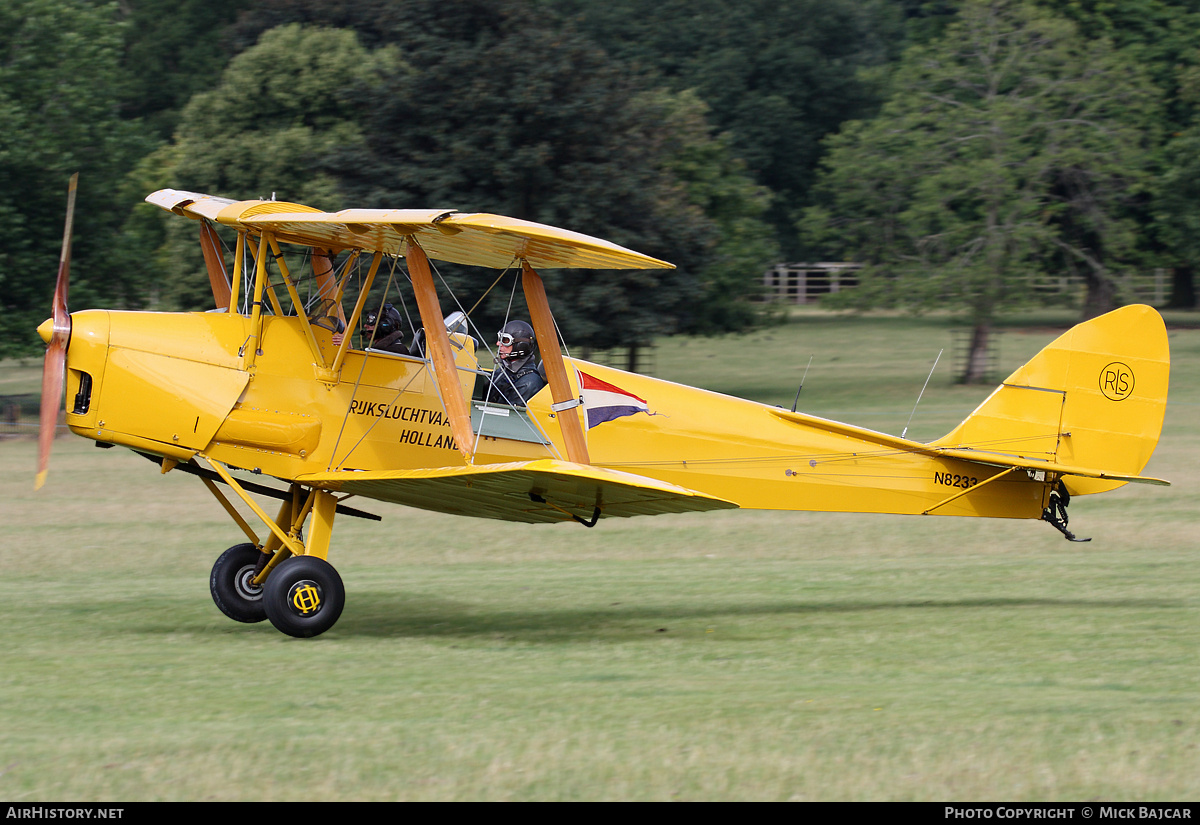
[1099,362,1135,401]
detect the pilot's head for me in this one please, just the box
[363,303,402,341]
[497,320,536,365]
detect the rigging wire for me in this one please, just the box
[592,428,1063,471]
[326,254,403,471]
[465,261,516,318]
[333,364,428,472]
[426,254,564,459]
[381,254,417,343]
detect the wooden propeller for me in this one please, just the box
[36,173,77,490]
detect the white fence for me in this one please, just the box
[762,263,862,304]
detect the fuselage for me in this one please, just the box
[60,309,1049,521]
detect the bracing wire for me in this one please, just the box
[466,261,517,319]
[425,257,563,460]
[327,254,403,471]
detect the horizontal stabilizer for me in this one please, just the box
[298,459,738,524]
[768,407,1169,487]
[929,447,1170,486]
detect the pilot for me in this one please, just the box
[485,320,547,405]
[361,303,410,355]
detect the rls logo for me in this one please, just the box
[1099,362,1135,401]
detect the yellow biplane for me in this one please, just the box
[36,180,1171,638]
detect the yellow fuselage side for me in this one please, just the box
[559,362,1046,519]
[63,310,1048,520]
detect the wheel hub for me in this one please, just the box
[233,565,263,601]
[287,579,324,616]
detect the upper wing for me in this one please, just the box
[297,459,738,524]
[145,189,673,270]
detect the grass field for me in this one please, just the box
[1,309,1197,800]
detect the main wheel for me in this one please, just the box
[262,555,345,638]
[210,543,268,623]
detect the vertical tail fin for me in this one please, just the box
[932,305,1169,494]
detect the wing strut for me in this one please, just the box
[406,239,475,460]
[199,222,232,310]
[327,250,382,379]
[522,261,590,464]
[228,230,245,314]
[312,248,347,328]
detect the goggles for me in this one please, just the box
[497,332,516,346]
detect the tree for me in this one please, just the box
[338,2,710,352]
[1039,0,1200,128]
[0,0,151,356]
[1034,0,1200,309]
[911,0,1200,308]
[171,24,399,206]
[653,90,779,334]
[157,24,400,308]
[549,0,906,259]
[1152,60,1200,310]
[801,0,1160,382]
[118,0,243,140]
[220,1,777,352]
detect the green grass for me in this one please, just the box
[0,357,44,396]
[1,310,1198,800]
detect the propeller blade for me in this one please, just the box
[36,173,78,490]
[52,173,76,339]
[35,340,65,490]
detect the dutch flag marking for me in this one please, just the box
[578,370,652,430]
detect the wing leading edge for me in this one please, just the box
[298,459,738,524]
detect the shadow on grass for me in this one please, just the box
[321,592,1183,641]
[41,592,1183,641]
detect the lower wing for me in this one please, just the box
[298,459,738,524]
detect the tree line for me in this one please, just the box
[3,0,1198,379]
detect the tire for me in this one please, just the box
[262,555,345,638]
[210,543,268,623]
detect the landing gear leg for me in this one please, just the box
[260,488,344,638]
[199,459,347,637]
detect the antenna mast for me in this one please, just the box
[791,355,813,413]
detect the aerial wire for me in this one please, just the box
[901,349,943,440]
